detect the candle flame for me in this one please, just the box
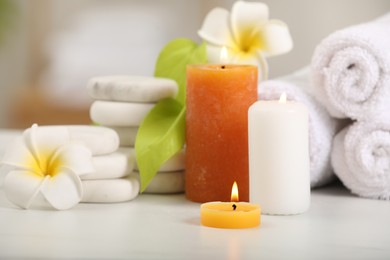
[279,92,287,103]
[220,46,228,64]
[231,181,239,202]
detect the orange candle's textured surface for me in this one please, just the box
[186,64,258,203]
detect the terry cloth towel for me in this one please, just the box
[332,121,390,200]
[311,14,390,120]
[258,68,341,188]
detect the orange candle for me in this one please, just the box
[201,182,261,229]
[186,64,258,203]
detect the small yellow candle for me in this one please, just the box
[200,182,261,229]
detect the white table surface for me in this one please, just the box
[0,130,389,259]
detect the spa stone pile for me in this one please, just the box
[87,76,186,194]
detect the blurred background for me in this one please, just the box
[0,0,389,129]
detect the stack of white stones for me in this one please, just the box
[87,76,186,194]
[58,126,140,203]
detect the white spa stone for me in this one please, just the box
[118,147,185,172]
[81,175,140,203]
[110,126,138,147]
[81,151,136,180]
[135,171,185,194]
[116,147,137,159]
[87,75,178,103]
[67,125,119,155]
[90,101,154,127]
[23,125,119,156]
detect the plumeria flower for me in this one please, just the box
[1,124,94,210]
[198,0,293,80]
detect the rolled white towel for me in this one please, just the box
[332,121,390,200]
[87,75,178,103]
[259,68,340,187]
[311,14,390,120]
[90,100,154,127]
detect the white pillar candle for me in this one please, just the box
[248,93,310,215]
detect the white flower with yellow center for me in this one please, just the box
[198,0,293,80]
[1,124,94,210]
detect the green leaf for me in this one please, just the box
[154,38,207,105]
[136,38,206,192]
[135,98,186,191]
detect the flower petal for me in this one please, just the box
[207,44,269,81]
[231,1,269,47]
[40,168,83,210]
[204,44,226,64]
[52,144,94,176]
[232,54,257,65]
[24,125,71,164]
[254,51,269,81]
[3,170,45,209]
[261,20,293,57]
[198,7,236,48]
[204,44,254,64]
[1,137,39,173]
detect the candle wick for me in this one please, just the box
[232,204,237,211]
[221,65,225,69]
